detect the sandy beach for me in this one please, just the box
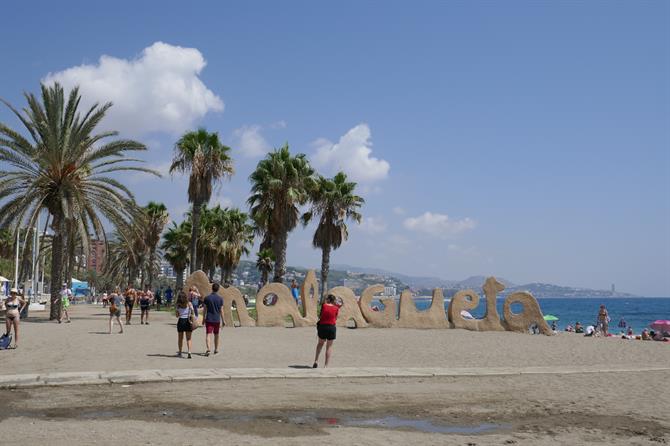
[1,304,668,444]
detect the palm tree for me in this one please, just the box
[0,83,154,319]
[248,144,315,283]
[143,201,169,288]
[161,220,191,292]
[217,208,254,285]
[169,129,233,273]
[255,248,274,287]
[303,172,364,299]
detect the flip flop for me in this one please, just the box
[204,350,210,357]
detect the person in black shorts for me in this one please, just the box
[313,294,342,368]
[124,285,136,325]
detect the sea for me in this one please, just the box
[407,297,670,333]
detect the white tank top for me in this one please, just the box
[177,306,190,319]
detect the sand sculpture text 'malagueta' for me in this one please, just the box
[185,270,553,335]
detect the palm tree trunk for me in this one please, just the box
[49,215,65,320]
[320,245,331,302]
[148,252,154,289]
[272,230,287,283]
[190,202,201,274]
[208,266,215,282]
[176,267,184,292]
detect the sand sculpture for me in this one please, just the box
[448,277,506,331]
[503,291,552,334]
[397,288,450,329]
[255,282,312,327]
[219,286,256,327]
[326,286,368,328]
[359,284,397,328]
[183,271,551,335]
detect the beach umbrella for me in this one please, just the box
[543,314,559,321]
[650,320,670,335]
[0,276,9,282]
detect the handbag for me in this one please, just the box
[110,300,118,314]
[189,305,200,331]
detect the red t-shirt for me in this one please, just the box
[319,303,339,325]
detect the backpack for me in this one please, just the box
[0,333,12,350]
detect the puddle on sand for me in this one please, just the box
[342,416,507,434]
[290,414,508,434]
[39,407,508,435]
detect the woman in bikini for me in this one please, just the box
[4,288,26,348]
[139,290,152,325]
[124,285,137,325]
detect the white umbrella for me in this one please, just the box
[0,276,9,282]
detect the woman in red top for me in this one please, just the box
[313,294,341,368]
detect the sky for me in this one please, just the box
[0,1,668,295]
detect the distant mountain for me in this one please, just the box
[329,263,636,298]
[331,264,515,290]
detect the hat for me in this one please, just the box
[62,282,67,286]
[10,288,18,294]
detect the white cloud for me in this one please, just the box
[403,212,476,239]
[392,206,405,215]
[358,217,387,234]
[312,124,390,183]
[232,124,272,157]
[270,120,287,129]
[42,42,223,136]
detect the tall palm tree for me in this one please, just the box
[169,129,233,273]
[161,220,191,292]
[217,208,254,285]
[143,201,169,288]
[248,144,314,283]
[303,172,364,299]
[0,83,154,319]
[255,248,274,287]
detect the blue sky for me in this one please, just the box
[1,1,668,295]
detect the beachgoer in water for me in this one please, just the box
[175,291,194,358]
[58,283,72,323]
[202,282,225,356]
[124,285,137,325]
[290,279,300,306]
[108,288,124,334]
[313,294,342,368]
[618,317,627,329]
[597,304,609,336]
[188,286,201,318]
[139,288,152,325]
[3,288,26,348]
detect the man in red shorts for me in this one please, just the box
[201,282,224,356]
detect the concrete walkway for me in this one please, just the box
[1,364,668,389]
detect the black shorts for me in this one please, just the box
[177,318,192,333]
[317,324,336,340]
[140,304,150,311]
[125,302,134,311]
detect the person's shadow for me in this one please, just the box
[288,365,313,369]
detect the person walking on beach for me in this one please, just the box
[124,285,137,325]
[597,304,609,336]
[165,286,173,307]
[290,279,300,306]
[188,286,201,318]
[3,288,26,348]
[108,289,124,334]
[313,294,342,368]
[202,282,224,356]
[155,287,162,310]
[58,283,72,323]
[175,291,194,358]
[139,289,152,325]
